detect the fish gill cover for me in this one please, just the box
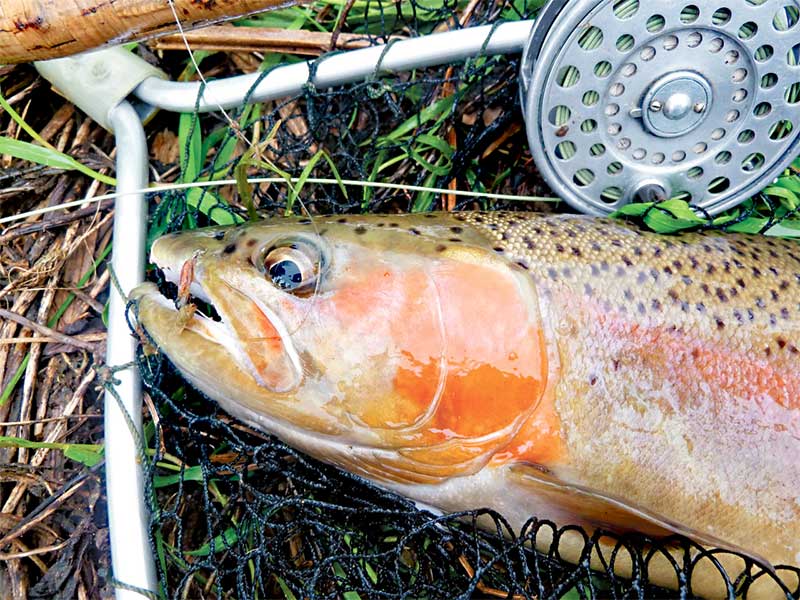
[129,0,800,598]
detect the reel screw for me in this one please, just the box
[693,102,706,113]
[649,100,663,112]
[634,183,667,203]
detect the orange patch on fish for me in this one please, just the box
[390,257,552,464]
[598,313,800,416]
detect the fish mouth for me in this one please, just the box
[133,238,302,394]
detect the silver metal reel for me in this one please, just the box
[520,0,800,216]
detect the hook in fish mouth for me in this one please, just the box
[134,252,303,394]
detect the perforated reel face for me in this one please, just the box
[521,0,800,215]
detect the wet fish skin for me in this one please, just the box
[133,212,800,582]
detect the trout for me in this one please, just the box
[133,212,800,596]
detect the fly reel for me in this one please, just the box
[520,0,800,215]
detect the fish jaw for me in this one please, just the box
[146,233,304,394]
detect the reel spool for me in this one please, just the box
[520,0,800,215]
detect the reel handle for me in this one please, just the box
[0,0,300,64]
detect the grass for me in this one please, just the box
[3,1,800,598]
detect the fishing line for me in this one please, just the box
[0,179,559,226]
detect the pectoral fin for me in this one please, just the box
[505,462,783,598]
[507,461,743,550]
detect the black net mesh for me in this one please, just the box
[130,1,800,598]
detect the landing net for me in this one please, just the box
[131,0,800,598]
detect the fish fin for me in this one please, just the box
[506,462,753,556]
[505,462,784,596]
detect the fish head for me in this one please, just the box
[134,215,550,484]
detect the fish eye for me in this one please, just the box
[257,241,322,293]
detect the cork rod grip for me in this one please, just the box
[0,0,299,64]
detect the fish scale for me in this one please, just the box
[460,211,800,354]
[457,211,800,568]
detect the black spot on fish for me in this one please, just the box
[448,238,462,243]
[223,243,236,254]
[493,246,505,253]
[715,318,725,330]
[337,217,348,223]
[213,231,225,240]
[354,226,367,235]
[435,244,447,252]
[765,346,772,357]
[299,218,312,225]
[409,228,421,236]
[516,261,529,270]
[425,214,437,219]
[450,226,463,234]
[571,247,582,257]
[584,284,593,297]
[777,338,787,349]
[389,223,399,228]
[245,238,257,248]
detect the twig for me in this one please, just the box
[0,413,102,427]
[0,473,92,549]
[330,0,358,51]
[0,537,73,561]
[458,555,529,599]
[0,310,97,352]
[0,200,113,244]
